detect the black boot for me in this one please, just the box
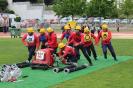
[94,57,98,60]
[104,55,107,59]
[114,56,118,61]
[86,58,93,66]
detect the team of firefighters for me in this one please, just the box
[22,23,117,66]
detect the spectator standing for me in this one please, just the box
[2,16,9,33]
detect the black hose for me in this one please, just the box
[64,64,88,73]
[53,64,77,73]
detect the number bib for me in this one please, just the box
[36,50,45,60]
[84,34,91,42]
[26,35,35,43]
[102,32,108,40]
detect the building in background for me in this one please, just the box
[7,0,57,20]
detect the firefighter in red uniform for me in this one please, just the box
[46,27,58,54]
[58,43,77,64]
[22,27,39,62]
[60,25,73,46]
[81,27,98,60]
[38,28,48,49]
[68,25,93,66]
[60,25,72,41]
[97,24,117,61]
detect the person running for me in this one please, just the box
[97,24,117,61]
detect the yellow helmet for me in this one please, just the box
[84,27,90,33]
[27,27,34,33]
[102,24,108,30]
[58,43,65,49]
[39,28,46,33]
[64,25,70,30]
[47,27,54,33]
[67,21,77,29]
[75,25,81,30]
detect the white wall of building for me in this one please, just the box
[43,10,58,19]
[7,0,43,20]
[7,0,57,20]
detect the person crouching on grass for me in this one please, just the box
[22,27,39,62]
[97,24,117,61]
[58,43,78,65]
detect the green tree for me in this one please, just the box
[0,0,8,12]
[120,0,133,18]
[86,0,118,18]
[14,16,21,22]
[53,0,86,18]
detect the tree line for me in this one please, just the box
[52,0,133,19]
[0,0,133,19]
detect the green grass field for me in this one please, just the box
[0,38,133,88]
[51,59,133,88]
